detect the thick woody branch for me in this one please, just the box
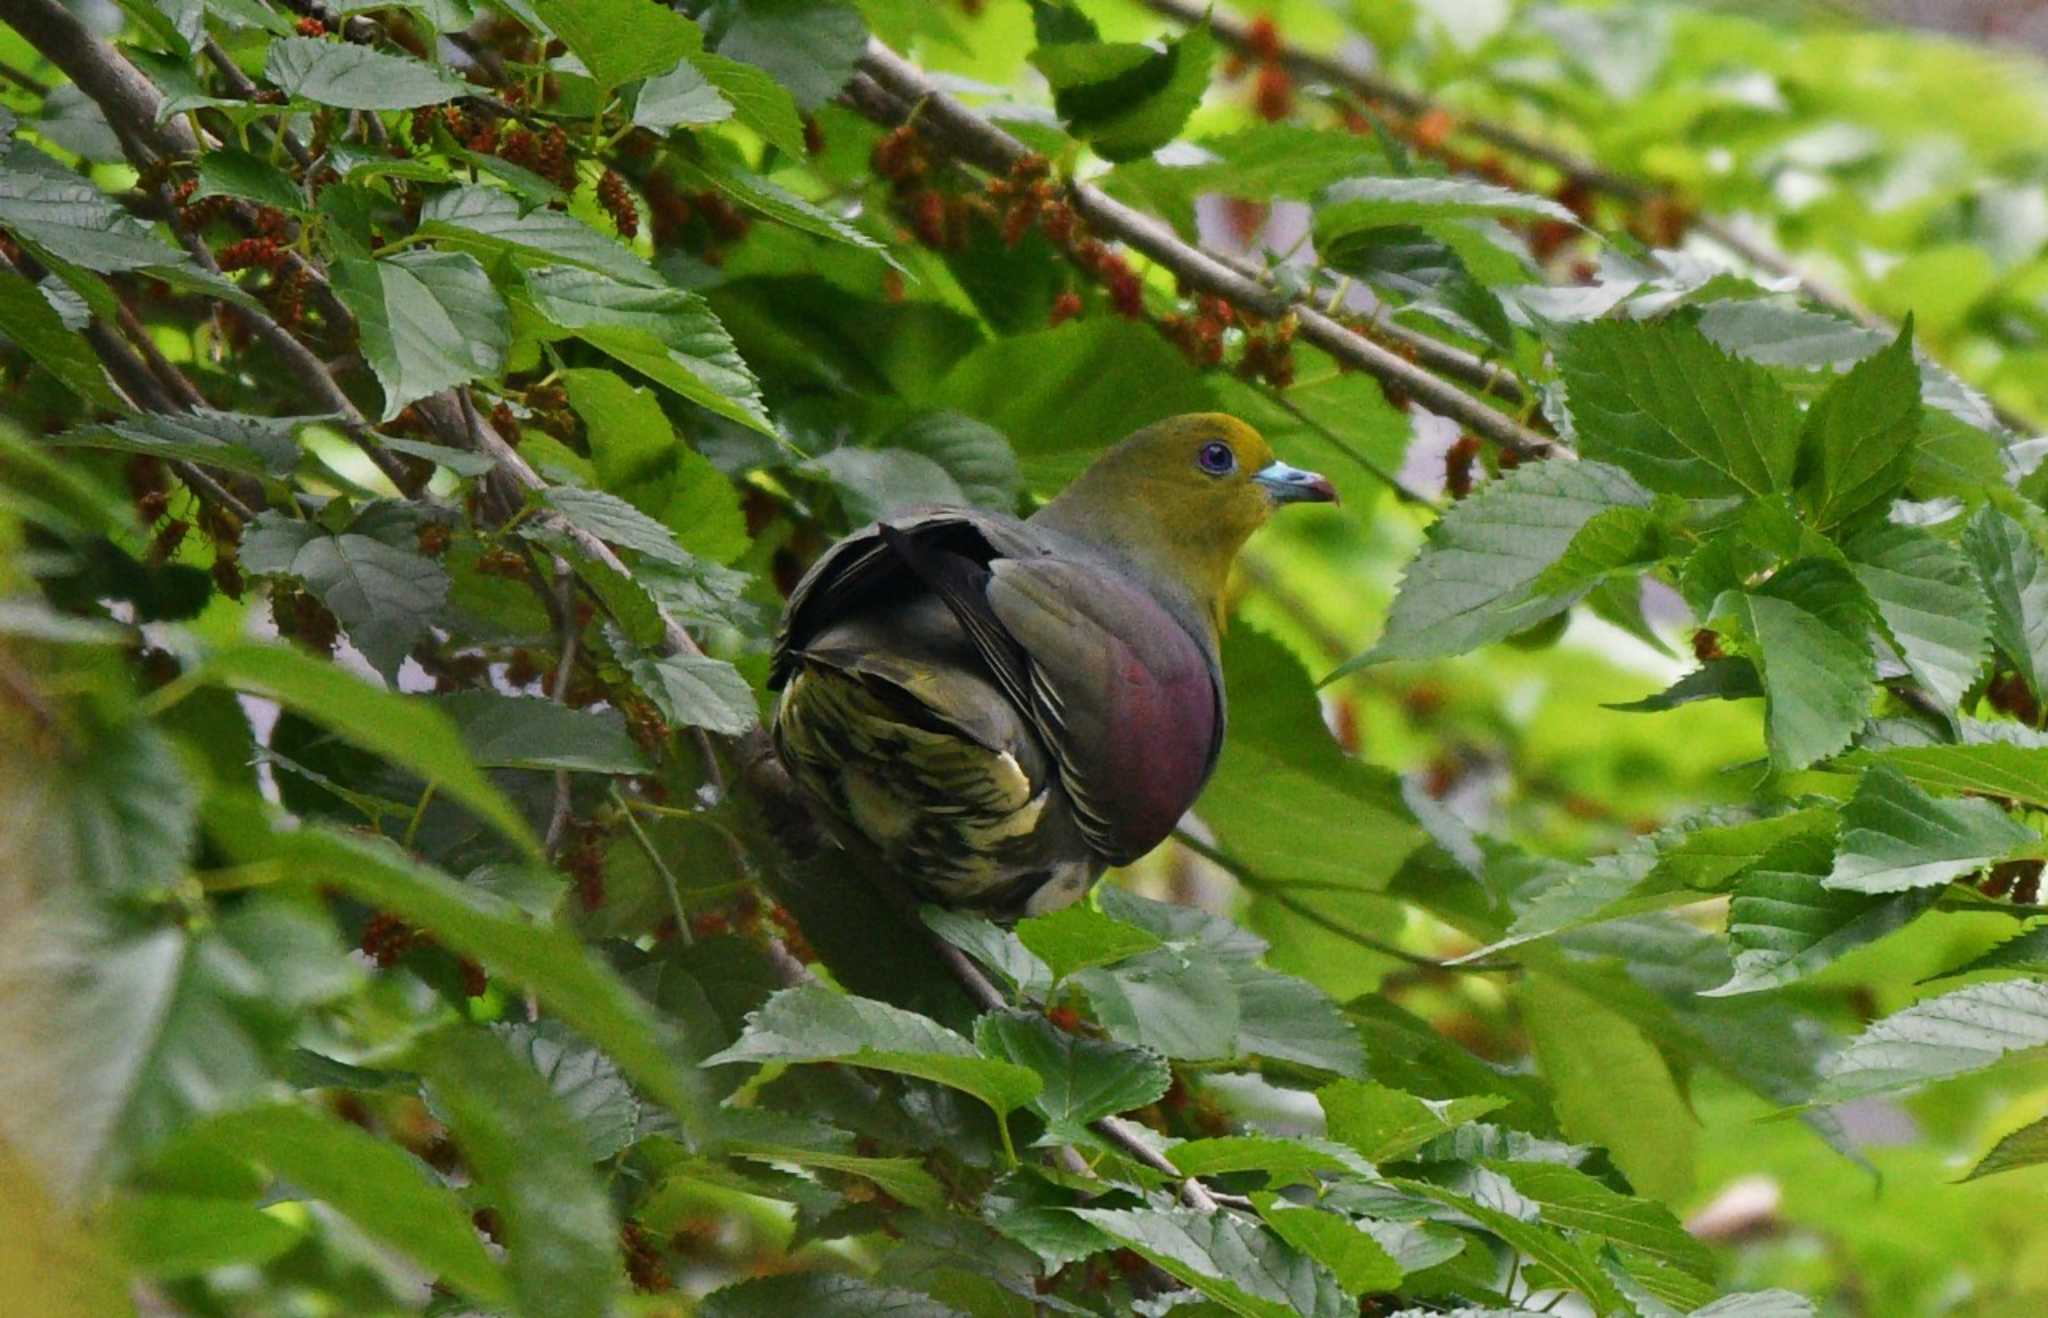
[1141,0,2035,435]
[851,45,1557,461]
[0,0,195,163]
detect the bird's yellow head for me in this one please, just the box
[1032,413,1336,632]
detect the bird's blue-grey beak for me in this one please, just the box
[1253,460,1338,505]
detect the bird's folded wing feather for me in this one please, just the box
[984,558,1221,864]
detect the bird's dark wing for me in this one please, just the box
[983,558,1222,864]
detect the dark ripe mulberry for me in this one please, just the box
[149,518,190,566]
[416,522,452,557]
[217,237,286,272]
[1049,290,1083,327]
[538,125,575,190]
[295,16,326,36]
[1039,199,1077,246]
[360,912,416,967]
[803,116,825,155]
[211,553,245,599]
[1244,14,1282,61]
[1253,63,1293,121]
[597,169,638,238]
[1000,197,1038,247]
[910,189,949,248]
[498,127,539,171]
[1692,629,1725,663]
[1444,434,1481,500]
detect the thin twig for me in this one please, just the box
[1174,829,1519,974]
[543,556,580,858]
[848,47,1557,461]
[0,59,50,97]
[202,37,312,168]
[612,784,693,946]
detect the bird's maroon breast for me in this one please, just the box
[1095,631,1218,858]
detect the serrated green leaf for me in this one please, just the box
[974,1010,1169,1143]
[563,368,748,561]
[1491,1159,1715,1280]
[540,484,692,564]
[1846,740,2048,809]
[1255,1202,1405,1295]
[243,508,450,677]
[180,1103,508,1305]
[1318,224,1513,350]
[1816,979,2048,1102]
[1075,944,1239,1062]
[713,1,866,111]
[1606,658,1762,712]
[622,650,759,736]
[1963,506,2048,706]
[434,690,650,774]
[1320,1080,1508,1164]
[705,985,1042,1118]
[1316,176,1577,243]
[56,410,312,478]
[62,718,198,898]
[1014,904,1161,981]
[1847,522,1992,713]
[881,412,1023,513]
[1348,459,1652,666]
[419,185,660,287]
[106,1193,303,1278]
[331,251,507,420]
[1928,921,2048,979]
[0,141,190,274]
[527,267,773,436]
[265,37,467,109]
[700,1273,968,1317]
[1397,1171,1629,1314]
[422,1028,619,1318]
[1709,832,1938,995]
[804,446,965,522]
[1072,1206,1351,1318]
[1564,317,1803,499]
[1796,322,1921,527]
[1522,976,1694,1204]
[0,269,114,405]
[1228,960,1368,1076]
[1712,558,1876,770]
[1825,765,2038,893]
[1035,24,1216,164]
[1961,1113,2048,1181]
[194,148,306,213]
[198,643,538,855]
[533,0,698,95]
[1165,1135,1376,1183]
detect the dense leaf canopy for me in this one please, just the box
[5,0,2048,1314]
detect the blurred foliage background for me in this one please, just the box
[7,0,2048,1314]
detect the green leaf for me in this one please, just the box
[804,447,966,522]
[1963,506,2048,705]
[623,651,760,736]
[56,410,312,478]
[198,643,538,855]
[686,159,890,256]
[712,0,867,112]
[974,1010,1169,1143]
[0,269,114,404]
[1961,1114,2048,1181]
[1929,921,2048,979]
[1847,740,2048,809]
[1606,658,1762,712]
[1708,833,1938,996]
[921,909,1054,999]
[1207,627,1424,895]
[1075,945,1240,1062]
[422,1028,620,1318]
[1228,961,1368,1077]
[276,828,704,1129]
[540,485,692,564]
[526,267,773,435]
[194,148,306,214]
[419,185,660,287]
[562,368,748,561]
[1398,1172,1630,1313]
[634,58,734,131]
[704,985,1042,1118]
[1522,975,1695,1204]
[0,141,190,274]
[264,36,468,109]
[435,690,650,774]
[1816,979,2048,1102]
[1644,807,1838,891]
[106,1194,303,1278]
[1795,322,1921,527]
[1491,1160,1716,1280]
[1712,558,1876,770]
[700,1273,969,1317]
[1034,24,1217,164]
[331,252,507,420]
[1014,904,1162,981]
[533,0,699,95]
[1103,124,1389,233]
[1825,765,2038,893]
[1319,1079,1508,1164]
[683,48,808,159]
[1165,1136,1376,1183]
[497,1019,667,1160]
[1315,176,1577,243]
[1847,523,1992,713]
[62,718,198,898]
[1563,317,1803,499]
[1349,459,1653,665]
[881,412,1023,513]
[1255,1203,1405,1295]
[1317,224,1514,350]
[242,508,450,678]
[1071,1206,1350,1318]
[180,1103,508,1305]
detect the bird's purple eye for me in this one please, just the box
[1197,441,1236,476]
